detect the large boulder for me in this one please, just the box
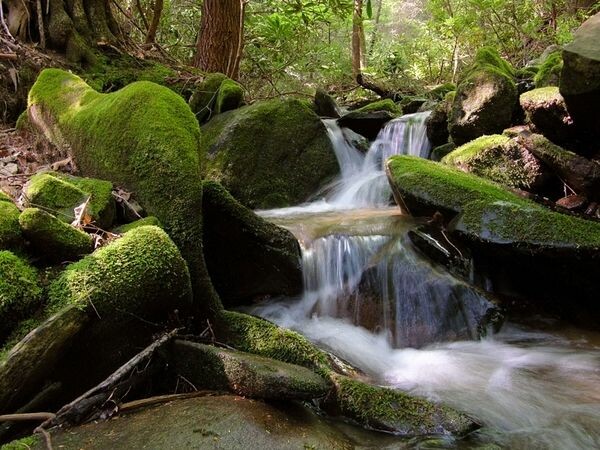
[26,69,221,318]
[386,156,600,325]
[202,182,302,306]
[449,48,518,145]
[0,193,22,251]
[519,87,575,146]
[560,12,600,146]
[201,98,338,209]
[441,134,549,192]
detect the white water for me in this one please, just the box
[253,113,600,448]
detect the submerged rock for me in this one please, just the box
[171,340,330,400]
[337,110,396,140]
[519,87,575,146]
[449,48,517,145]
[0,193,22,251]
[202,182,302,306]
[201,98,338,209]
[19,208,94,263]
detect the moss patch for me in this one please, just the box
[520,86,562,104]
[0,195,22,250]
[386,155,600,248]
[442,135,510,166]
[0,251,43,343]
[356,99,401,115]
[0,435,40,449]
[188,73,244,124]
[534,51,563,88]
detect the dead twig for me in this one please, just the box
[0,412,55,422]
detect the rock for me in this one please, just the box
[517,133,600,199]
[189,73,244,124]
[386,155,600,325]
[0,193,22,251]
[314,88,340,118]
[426,98,451,147]
[201,98,338,209]
[171,340,330,400]
[441,135,549,191]
[24,172,115,230]
[534,49,563,88]
[502,125,530,138]
[556,194,587,211]
[0,306,88,413]
[430,142,456,162]
[26,69,221,318]
[42,394,405,449]
[427,83,456,100]
[112,216,162,234]
[0,251,43,344]
[19,208,94,263]
[337,110,396,140]
[325,375,478,436]
[202,182,302,306]
[399,96,427,114]
[356,99,401,115]
[449,48,517,145]
[560,12,600,144]
[342,127,370,153]
[519,87,575,146]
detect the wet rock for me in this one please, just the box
[560,12,600,145]
[399,97,426,114]
[517,133,600,200]
[0,193,22,251]
[519,87,575,146]
[314,88,340,118]
[24,172,115,230]
[171,340,330,400]
[201,98,338,209]
[556,195,587,211]
[449,48,517,145]
[202,182,302,306]
[337,110,396,140]
[189,73,244,124]
[426,98,451,147]
[19,208,94,263]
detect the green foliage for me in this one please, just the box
[534,51,563,87]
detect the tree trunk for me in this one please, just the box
[352,0,364,79]
[193,0,244,80]
[145,0,163,44]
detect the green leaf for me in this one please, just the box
[366,0,372,19]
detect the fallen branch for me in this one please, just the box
[119,390,216,413]
[0,53,17,60]
[0,412,55,422]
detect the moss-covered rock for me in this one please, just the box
[534,50,563,88]
[519,87,575,146]
[314,88,340,118]
[19,208,94,262]
[0,251,43,343]
[442,135,547,190]
[24,171,115,229]
[427,83,456,100]
[356,99,401,115]
[449,48,517,145]
[26,68,221,318]
[202,182,302,306]
[560,12,600,146]
[112,216,162,234]
[0,193,22,251]
[201,98,338,209]
[426,98,451,147]
[399,96,427,114]
[172,340,330,400]
[430,142,456,162]
[189,73,244,124]
[326,375,478,436]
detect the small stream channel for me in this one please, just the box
[252,114,600,449]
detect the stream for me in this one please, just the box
[251,113,600,449]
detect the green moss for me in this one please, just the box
[470,47,515,78]
[387,155,600,247]
[19,208,94,262]
[189,73,229,123]
[534,51,563,88]
[27,68,221,318]
[48,225,192,319]
[200,98,338,209]
[0,251,43,343]
[442,135,510,165]
[430,143,456,162]
[520,86,561,104]
[216,311,331,377]
[356,99,401,115]
[215,79,244,114]
[0,196,22,250]
[0,435,40,449]
[427,83,456,100]
[113,216,162,234]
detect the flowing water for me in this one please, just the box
[253,114,600,449]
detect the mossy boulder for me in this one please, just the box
[441,135,547,191]
[24,171,115,229]
[0,194,22,251]
[112,216,162,234]
[427,83,456,100]
[386,155,600,324]
[314,88,340,118]
[534,50,563,88]
[0,251,43,343]
[356,99,401,115]
[202,182,302,306]
[26,68,220,318]
[325,375,478,436]
[201,98,338,209]
[19,208,94,263]
[449,48,517,145]
[171,340,330,400]
[519,87,575,146]
[189,73,244,124]
[560,12,600,144]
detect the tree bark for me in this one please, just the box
[352,0,364,79]
[145,0,164,44]
[193,0,244,80]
